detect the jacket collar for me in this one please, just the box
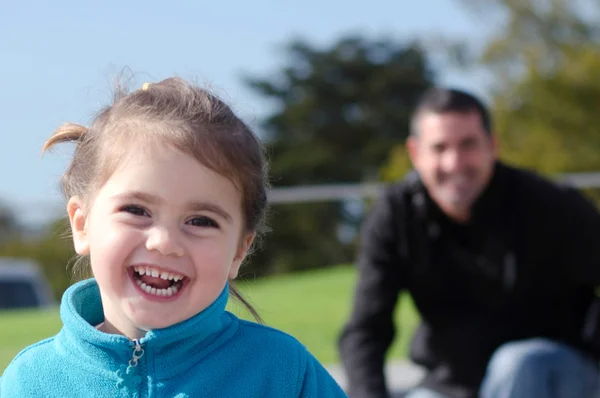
[56,278,234,380]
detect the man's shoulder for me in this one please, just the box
[500,162,574,201]
[379,171,422,204]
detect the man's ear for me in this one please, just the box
[229,232,256,279]
[406,136,419,167]
[67,197,90,255]
[490,134,499,158]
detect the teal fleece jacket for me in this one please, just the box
[0,279,347,397]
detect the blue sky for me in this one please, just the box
[1,0,495,225]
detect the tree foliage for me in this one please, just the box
[456,0,600,175]
[0,218,76,300]
[243,36,435,275]
[0,203,20,243]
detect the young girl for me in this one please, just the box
[0,77,347,397]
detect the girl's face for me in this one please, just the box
[68,146,253,339]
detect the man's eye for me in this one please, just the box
[432,144,445,153]
[188,216,219,228]
[462,139,478,150]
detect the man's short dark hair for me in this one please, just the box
[410,87,492,136]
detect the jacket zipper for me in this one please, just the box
[128,338,145,370]
[129,339,146,397]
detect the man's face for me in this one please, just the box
[407,110,497,220]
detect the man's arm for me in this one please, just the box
[554,184,600,284]
[338,187,405,398]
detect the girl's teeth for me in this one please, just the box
[135,267,184,282]
[138,282,177,297]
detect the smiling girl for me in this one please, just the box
[0,77,347,397]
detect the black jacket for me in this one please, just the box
[338,162,600,398]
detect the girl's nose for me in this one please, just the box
[145,226,184,257]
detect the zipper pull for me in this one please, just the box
[128,338,145,369]
[116,339,145,390]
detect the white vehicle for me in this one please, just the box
[0,258,56,310]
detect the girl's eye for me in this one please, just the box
[188,216,219,228]
[121,205,149,217]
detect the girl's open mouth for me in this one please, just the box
[128,265,189,301]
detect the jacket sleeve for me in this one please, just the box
[298,351,348,398]
[338,187,405,398]
[554,184,600,285]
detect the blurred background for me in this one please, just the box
[2,0,600,391]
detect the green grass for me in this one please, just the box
[0,308,62,374]
[0,264,419,374]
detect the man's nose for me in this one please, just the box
[440,148,464,172]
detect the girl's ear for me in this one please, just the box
[67,197,90,255]
[229,232,256,279]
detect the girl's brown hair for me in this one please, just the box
[43,77,269,323]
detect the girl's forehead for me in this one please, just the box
[98,147,242,206]
[92,126,245,209]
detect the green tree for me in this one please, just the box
[243,36,435,275]
[492,45,600,175]
[459,0,599,80]
[0,202,20,242]
[456,0,600,174]
[0,218,76,300]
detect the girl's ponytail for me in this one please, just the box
[42,123,88,154]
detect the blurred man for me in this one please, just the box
[338,87,600,398]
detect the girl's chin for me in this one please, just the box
[123,304,186,331]
[128,317,179,332]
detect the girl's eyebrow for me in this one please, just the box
[187,202,233,223]
[112,191,233,223]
